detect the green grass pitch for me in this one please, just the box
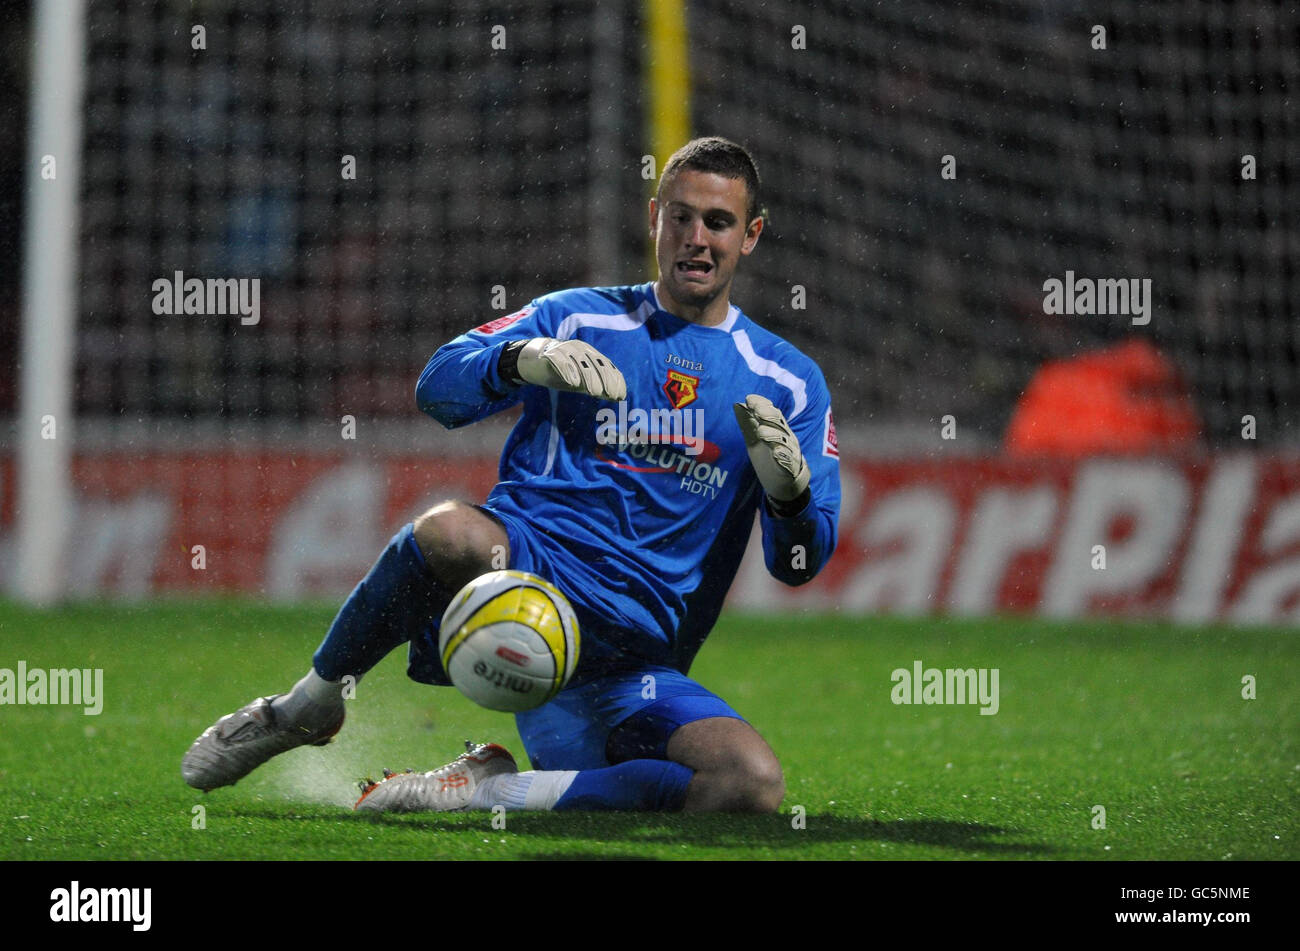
[1,599,1296,861]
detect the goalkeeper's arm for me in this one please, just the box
[498,338,626,401]
[734,393,839,585]
[418,326,626,428]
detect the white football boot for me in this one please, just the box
[354,741,518,813]
[181,695,344,791]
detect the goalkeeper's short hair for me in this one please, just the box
[659,136,763,223]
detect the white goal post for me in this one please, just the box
[15,0,86,604]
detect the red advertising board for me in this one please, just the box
[2,452,1298,624]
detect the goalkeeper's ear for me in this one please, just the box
[741,212,763,256]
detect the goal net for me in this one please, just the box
[74,0,643,444]
[688,0,1299,446]
[14,0,1292,450]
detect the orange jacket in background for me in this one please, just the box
[1004,339,1203,457]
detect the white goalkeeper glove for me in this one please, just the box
[733,394,811,504]
[502,337,627,401]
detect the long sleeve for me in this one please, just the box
[415,303,551,429]
[757,369,840,586]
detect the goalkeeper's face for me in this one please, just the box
[650,169,763,325]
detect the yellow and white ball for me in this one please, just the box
[439,569,580,712]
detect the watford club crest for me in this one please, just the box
[663,369,700,409]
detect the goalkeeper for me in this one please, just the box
[183,137,840,813]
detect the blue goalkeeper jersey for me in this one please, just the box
[416,282,840,675]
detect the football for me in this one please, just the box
[438,569,580,712]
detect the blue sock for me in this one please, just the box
[553,760,694,812]
[312,523,454,685]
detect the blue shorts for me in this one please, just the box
[404,505,626,685]
[515,665,744,771]
[407,506,745,769]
